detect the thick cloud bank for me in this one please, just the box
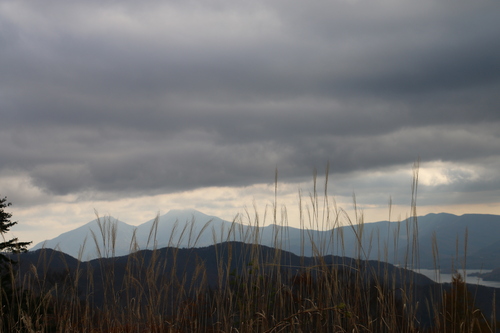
[1,0,499,211]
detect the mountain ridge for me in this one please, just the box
[15,242,500,330]
[31,209,500,269]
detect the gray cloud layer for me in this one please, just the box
[1,0,499,205]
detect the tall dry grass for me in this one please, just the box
[0,165,496,332]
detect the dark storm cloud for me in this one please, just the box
[1,0,499,200]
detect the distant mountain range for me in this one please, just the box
[31,209,242,260]
[31,209,500,270]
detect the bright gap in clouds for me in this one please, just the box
[418,161,480,186]
[4,160,499,247]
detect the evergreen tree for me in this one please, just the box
[0,196,32,308]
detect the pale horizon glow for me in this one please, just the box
[1,1,499,247]
[6,163,500,247]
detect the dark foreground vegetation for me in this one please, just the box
[3,228,500,332]
[1,170,499,332]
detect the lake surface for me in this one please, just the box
[415,269,500,289]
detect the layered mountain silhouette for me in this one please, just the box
[14,242,500,330]
[31,209,237,260]
[31,209,500,270]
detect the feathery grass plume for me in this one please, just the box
[4,164,497,332]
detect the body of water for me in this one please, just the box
[415,269,500,289]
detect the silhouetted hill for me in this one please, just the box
[30,210,500,270]
[13,242,500,330]
[414,213,500,270]
[470,267,500,282]
[30,216,137,260]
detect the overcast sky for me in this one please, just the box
[1,0,499,246]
